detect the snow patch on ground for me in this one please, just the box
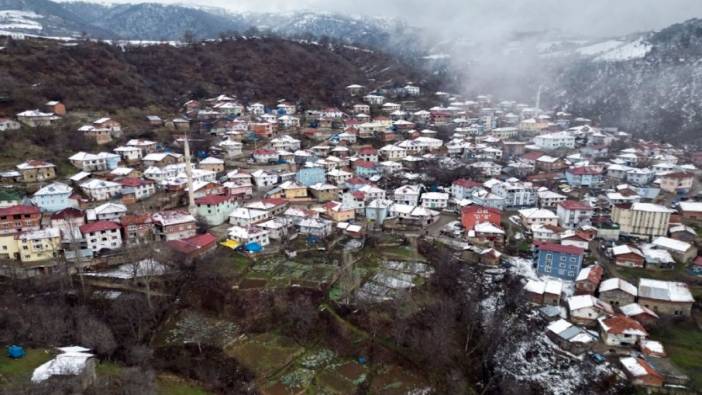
[576,40,625,56]
[0,10,42,31]
[595,39,651,61]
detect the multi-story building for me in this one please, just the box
[491,180,536,208]
[152,211,197,241]
[611,202,673,238]
[557,200,594,229]
[533,131,575,150]
[0,205,41,236]
[79,220,123,252]
[31,182,77,212]
[536,243,584,281]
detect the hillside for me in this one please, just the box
[0,36,441,115]
[540,19,702,145]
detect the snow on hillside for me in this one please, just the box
[0,10,42,31]
[576,40,625,56]
[594,38,651,61]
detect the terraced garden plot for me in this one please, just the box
[154,309,240,348]
[224,333,305,379]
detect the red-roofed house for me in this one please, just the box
[119,177,156,203]
[0,205,41,235]
[357,146,378,162]
[451,179,482,200]
[565,166,603,187]
[575,264,604,295]
[599,315,648,347]
[121,213,154,246]
[536,243,584,280]
[80,220,122,252]
[557,200,594,228]
[461,205,501,230]
[167,232,217,260]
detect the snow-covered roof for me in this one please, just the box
[34,182,72,196]
[599,278,637,296]
[32,346,94,383]
[651,236,692,253]
[638,278,694,303]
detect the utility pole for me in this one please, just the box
[183,132,196,215]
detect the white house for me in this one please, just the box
[420,192,449,209]
[251,170,278,189]
[228,225,270,246]
[88,202,128,222]
[598,315,648,347]
[534,131,575,150]
[79,220,123,252]
[229,207,269,227]
[394,185,422,206]
[518,207,558,227]
[80,179,121,201]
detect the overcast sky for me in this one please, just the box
[71,0,702,38]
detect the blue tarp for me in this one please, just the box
[7,345,25,359]
[245,242,263,253]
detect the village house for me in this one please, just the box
[152,211,197,241]
[451,179,482,200]
[119,177,156,203]
[524,279,563,305]
[252,149,279,164]
[87,202,127,222]
[251,170,279,189]
[393,185,422,206]
[0,117,21,131]
[195,194,237,226]
[228,225,270,247]
[229,207,269,227]
[676,201,702,220]
[575,264,604,295]
[120,214,154,246]
[619,357,663,388]
[15,228,62,263]
[142,152,184,168]
[658,171,694,194]
[626,168,655,186]
[518,207,558,227]
[379,145,407,160]
[420,192,449,209]
[567,294,614,326]
[50,208,85,242]
[69,152,120,172]
[31,182,77,212]
[599,278,638,307]
[557,200,594,229]
[536,243,584,281]
[545,319,598,355]
[113,146,143,163]
[533,131,575,150]
[324,201,355,222]
[80,179,121,201]
[277,181,308,200]
[620,303,660,328]
[638,278,695,316]
[309,183,340,202]
[198,157,225,173]
[0,204,42,238]
[537,189,567,208]
[611,203,674,238]
[598,315,648,347]
[79,221,123,253]
[16,109,60,127]
[16,160,56,183]
[491,179,536,208]
[461,205,501,230]
[651,237,697,262]
[565,166,603,188]
[218,140,244,158]
[612,244,645,268]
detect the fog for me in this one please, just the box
[69,0,702,39]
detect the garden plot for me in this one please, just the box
[261,348,369,395]
[369,365,432,395]
[156,309,240,348]
[356,261,434,303]
[239,257,338,290]
[224,333,305,379]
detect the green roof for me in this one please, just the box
[0,189,22,202]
